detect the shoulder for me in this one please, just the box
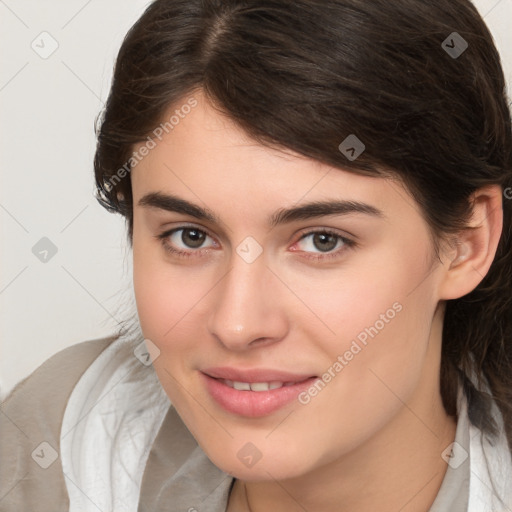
[0,334,118,511]
[2,335,116,405]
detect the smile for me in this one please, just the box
[200,369,318,417]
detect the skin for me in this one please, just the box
[130,90,503,512]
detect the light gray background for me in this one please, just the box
[1,0,511,400]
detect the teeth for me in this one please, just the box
[249,382,269,392]
[233,381,251,391]
[223,380,285,391]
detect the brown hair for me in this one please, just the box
[94,0,512,454]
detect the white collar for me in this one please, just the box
[61,336,170,511]
[467,391,512,510]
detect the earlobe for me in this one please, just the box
[439,185,503,300]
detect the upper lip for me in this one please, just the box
[201,367,316,383]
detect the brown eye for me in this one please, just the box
[181,228,206,248]
[157,226,216,257]
[296,231,345,254]
[292,229,356,262]
[311,232,339,252]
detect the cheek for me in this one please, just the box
[286,245,437,429]
[132,246,205,410]
[133,247,170,340]
[287,240,434,358]
[133,236,193,348]
[293,280,428,402]
[278,295,435,469]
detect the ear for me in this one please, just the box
[438,185,503,300]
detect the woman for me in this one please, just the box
[1,0,511,510]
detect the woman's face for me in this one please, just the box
[131,91,448,481]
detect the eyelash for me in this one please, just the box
[155,226,356,261]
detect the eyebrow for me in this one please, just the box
[138,192,384,228]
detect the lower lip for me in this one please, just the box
[201,373,318,417]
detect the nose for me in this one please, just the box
[207,251,289,351]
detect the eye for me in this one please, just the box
[156,226,355,261]
[156,226,217,257]
[292,229,355,260]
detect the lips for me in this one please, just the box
[201,367,318,417]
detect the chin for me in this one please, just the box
[202,442,315,482]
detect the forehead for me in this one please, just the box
[130,93,414,222]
